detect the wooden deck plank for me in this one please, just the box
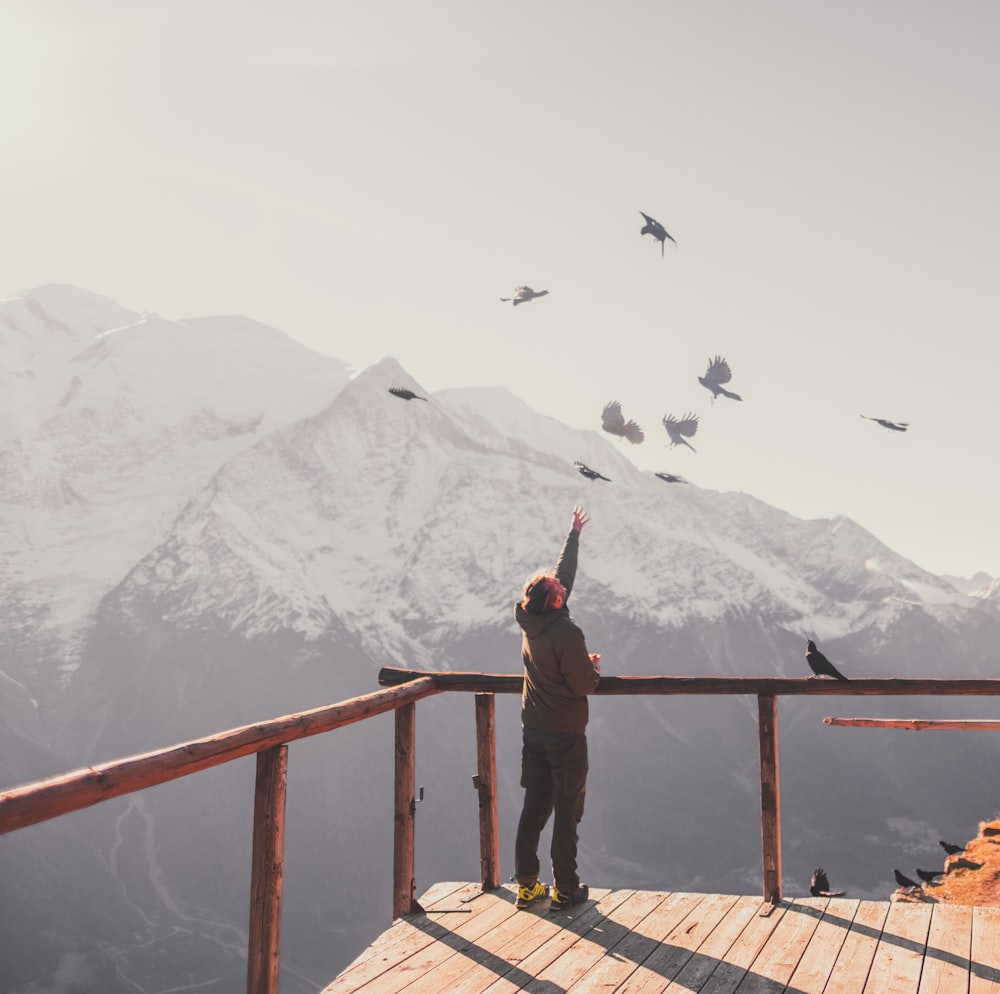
[323,883,486,993]
[695,900,789,994]
[517,889,677,994]
[478,888,624,994]
[862,902,933,994]
[785,898,859,994]
[326,887,1000,994]
[562,890,707,993]
[971,906,1000,994]
[823,900,891,994]
[323,883,521,994]
[408,889,575,994]
[662,895,769,994]
[733,897,828,993]
[617,892,754,994]
[918,904,972,994]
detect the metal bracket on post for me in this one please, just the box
[410,785,424,816]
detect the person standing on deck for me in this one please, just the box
[514,506,601,912]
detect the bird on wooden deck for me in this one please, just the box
[388,387,427,401]
[662,412,698,452]
[894,869,920,889]
[805,640,849,681]
[862,415,908,432]
[601,401,645,445]
[916,869,944,884]
[698,356,743,404]
[939,840,965,856]
[639,211,676,256]
[500,286,549,306]
[655,472,687,484]
[810,868,846,897]
[574,461,611,482]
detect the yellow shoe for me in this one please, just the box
[550,883,589,911]
[515,881,549,910]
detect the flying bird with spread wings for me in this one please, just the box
[639,211,676,256]
[654,472,687,484]
[601,401,645,444]
[388,387,427,401]
[662,412,698,451]
[698,356,743,403]
[500,286,549,306]
[810,868,846,897]
[862,415,908,432]
[574,461,611,482]
[894,869,919,889]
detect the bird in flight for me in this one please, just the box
[894,869,919,889]
[500,286,549,306]
[388,387,427,402]
[809,868,846,897]
[939,840,964,856]
[698,356,743,403]
[861,415,908,432]
[916,869,944,884]
[574,461,611,482]
[639,211,676,256]
[662,412,698,451]
[654,472,687,484]
[805,639,848,681]
[601,401,645,445]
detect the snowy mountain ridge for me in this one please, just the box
[2,282,995,682]
[104,354,988,669]
[1,285,351,680]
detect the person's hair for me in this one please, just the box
[522,573,565,613]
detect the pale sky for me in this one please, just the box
[3,1,999,578]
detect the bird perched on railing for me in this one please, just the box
[601,401,645,445]
[500,286,549,306]
[810,868,846,897]
[574,461,611,482]
[388,387,427,401]
[698,356,743,404]
[861,415,908,432]
[639,211,676,256]
[894,869,920,889]
[805,640,849,681]
[662,412,698,451]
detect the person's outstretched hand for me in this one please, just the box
[572,506,590,532]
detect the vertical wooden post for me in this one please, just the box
[247,744,288,994]
[474,693,500,890]
[393,703,420,918]
[757,694,782,905]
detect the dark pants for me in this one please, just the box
[514,726,588,894]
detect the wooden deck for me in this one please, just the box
[324,882,1000,994]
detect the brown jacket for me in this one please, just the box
[515,529,600,735]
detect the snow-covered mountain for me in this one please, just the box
[2,285,999,994]
[1,286,350,700]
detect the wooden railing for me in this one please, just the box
[3,670,1000,994]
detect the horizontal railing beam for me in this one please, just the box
[0,678,440,835]
[378,666,1000,697]
[825,717,1000,730]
